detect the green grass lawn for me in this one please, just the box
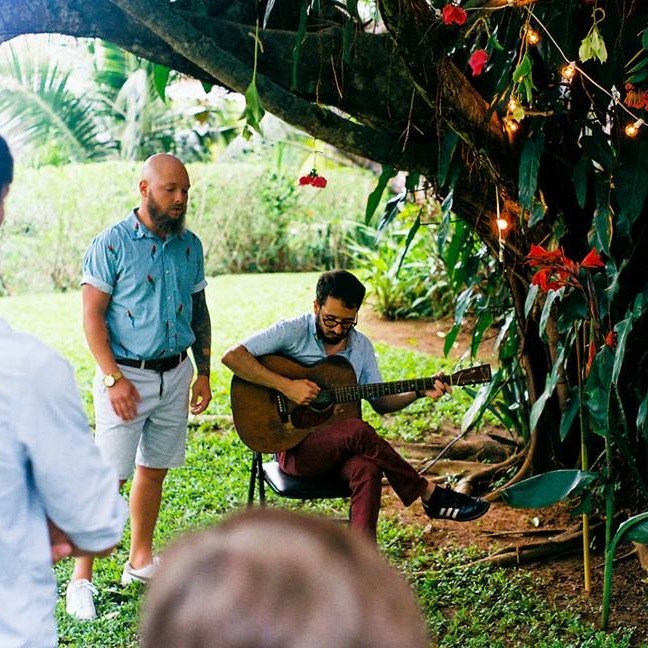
[0,274,638,647]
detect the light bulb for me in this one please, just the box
[561,63,577,81]
[496,218,509,231]
[525,28,540,45]
[624,119,643,138]
[504,117,520,135]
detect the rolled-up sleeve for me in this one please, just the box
[81,232,116,296]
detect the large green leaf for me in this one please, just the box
[584,345,614,437]
[377,190,406,234]
[365,165,396,225]
[572,156,590,209]
[560,386,580,442]
[611,316,633,384]
[501,469,598,508]
[443,322,461,357]
[636,389,648,441]
[393,214,420,275]
[581,133,615,170]
[241,79,265,139]
[524,283,539,319]
[152,63,170,102]
[538,287,563,339]
[438,130,459,189]
[530,343,567,431]
[461,382,493,432]
[615,141,648,228]
[518,131,545,212]
[591,201,613,256]
[471,311,493,357]
[291,0,309,89]
[614,512,648,544]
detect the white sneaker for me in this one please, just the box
[65,579,98,621]
[121,556,160,585]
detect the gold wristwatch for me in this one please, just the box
[103,370,124,387]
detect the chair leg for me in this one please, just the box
[257,453,266,506]
[248,452,266,507]
[247,452,258,507]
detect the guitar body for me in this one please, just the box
[231,355,362,452]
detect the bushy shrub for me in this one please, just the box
[350,220,454,321]
[0,159,375,294]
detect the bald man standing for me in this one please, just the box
[66,154,212,620]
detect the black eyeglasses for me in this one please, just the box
[320,311,358,330]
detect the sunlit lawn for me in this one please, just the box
[0,274,637,647]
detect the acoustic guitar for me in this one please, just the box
[230,354,492,453]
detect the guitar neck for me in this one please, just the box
[326,377,441,404]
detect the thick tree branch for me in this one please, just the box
[106,0,438,175]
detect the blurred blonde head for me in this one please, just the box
[141,508,428,648]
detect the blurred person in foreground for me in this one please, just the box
[66,153,212,620]
[0,136,127,648]
[141,508,429,648]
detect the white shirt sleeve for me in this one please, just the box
[15,345,127,552]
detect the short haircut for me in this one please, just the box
[141,509,428,648]
[0,135,13,189]
[315,270,366,309]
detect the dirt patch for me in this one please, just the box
[362,308,648,645]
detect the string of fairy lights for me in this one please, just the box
[499,3,645,139]
[483,0,646,260]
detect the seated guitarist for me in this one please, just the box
[221,270,489,540]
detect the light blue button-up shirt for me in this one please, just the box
[81,210,207,360]
[0,318,127,648]
[241,312,383,385]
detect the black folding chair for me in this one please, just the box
[247,452,352,521]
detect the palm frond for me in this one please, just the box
[0,44,106,161]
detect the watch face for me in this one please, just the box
[103,374,116,387]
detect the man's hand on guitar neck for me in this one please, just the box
[418,376,453,401]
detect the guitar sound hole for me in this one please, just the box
[309,391,333,411]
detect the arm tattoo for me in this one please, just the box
[190,290,211,376]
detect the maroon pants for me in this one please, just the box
[277,418,427,540]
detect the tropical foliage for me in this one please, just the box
[0,37,239,164]
[2,0,648,620]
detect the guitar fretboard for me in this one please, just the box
[324,377,440,404]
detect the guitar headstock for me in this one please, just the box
[449,364,492,386]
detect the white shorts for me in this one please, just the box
[93,357,194,480]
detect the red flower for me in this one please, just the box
[531,268,565,292]
[526,245,604,294]
[526,244,565,267]
[299,168,327,189]
[605,330,617,349]
[442,4,467,25]
[580,247,604,268]
[468,49,489,76]
[586,342,596,377]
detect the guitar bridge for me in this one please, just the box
[275,393,289,423]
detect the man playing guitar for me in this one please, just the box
[221,270,489,541]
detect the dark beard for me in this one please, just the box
[147,196,186,235]
[315,320,349,345]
